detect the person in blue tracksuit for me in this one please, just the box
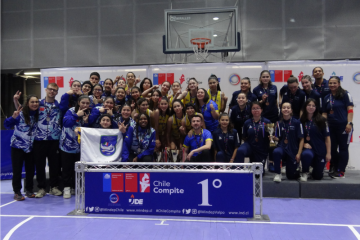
[60,80,82,116]
[4,95,39,201]
[89,84,105,108]
[234,102,271,173]
[89,96,117,128]
[59,95,93,199]
[229,77,257,109]
[312,66,330,102]
[281,75,306,119]
[194,88,219,132]
[130,113,156,162]
[34,83,67,198]
[272,102,305,182]
[114,104,135,162]
[322,76,354,178]
[229,92,251,142]
[300,99,331,181]
[213,113,240,162]
[253,70,279,123]
[301,75,322,112]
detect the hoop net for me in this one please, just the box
[191,38,211,60]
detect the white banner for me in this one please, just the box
[41,60,360,168]
[40,66,150,102]
[80,128,123,162]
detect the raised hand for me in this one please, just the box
[13,91,22,101]
[153,85,159,89]
[135,75,141,85]
[118,121,128,133]
[210,102,215,111]
[67,90,74,95]
[107,109,113,116]
[12,106,23,119]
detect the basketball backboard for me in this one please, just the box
[163,7,240,54]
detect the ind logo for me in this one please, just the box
[139,173,150,192]
[100,135,117,156]
[129,194,143,205]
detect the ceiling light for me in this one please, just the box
[24,72,41,75]
[213,17,219,20]
[290,18,295,23]
[213,34,218,37]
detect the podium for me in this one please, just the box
[68,162,268,221]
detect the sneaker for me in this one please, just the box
[35,188,46,198]
[71,188,75,195]
[299,173,308,182]
[309,166,313,174]
[63,187,71,199]
[328,166,334,174]
[281,166,286,174]
[330,171,345,179]
[25,191,35,198]
[273,174,282,182]
[14,193,25,201]
[49,187,62,196]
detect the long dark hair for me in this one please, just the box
[329,76,346,99]
[22,95,39,125]
[300,98,326,130]
[74,95,90,113]
[103,78,114,92]
[195,88,210,112]
[136,113,151,136]
[131,86,141,99]
[218,113,234,132]
[158,96,171,116]
[208,74,221,91]
[69,80,81,107]
[136,98,149,112]
[259,70,272,86]
[103,96,116,112]
[171,99,185,116]
[82,80,93,95]
[149,89,161,111]
[140,78,153,92]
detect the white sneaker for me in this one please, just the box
[63,187,71,199]
[71,188,75,195]
[309,166,313,174]
[299,173,308,182]
[273,174,282,182]
[49,187,62,196]
[281,166,286,174]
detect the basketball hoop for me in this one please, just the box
[191,38,211,60]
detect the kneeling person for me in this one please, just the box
[183,115,212,162]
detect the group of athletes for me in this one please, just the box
[5,67,354,201]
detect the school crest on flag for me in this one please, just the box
[100,135,117,156]
[80,128,123,162]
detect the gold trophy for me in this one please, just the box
[266,123,276,147]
